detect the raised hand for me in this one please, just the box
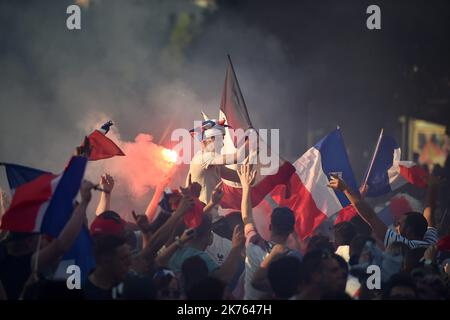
[211,180,224,205]
[179,228,195,244]
[177,194,195,214]
[327,174,348,192]
[237,157,256,188]
[231,225,244,249]
[132,210,151,233]
[99,173,115,194]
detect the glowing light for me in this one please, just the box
[162,148,178,165]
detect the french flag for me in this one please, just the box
[363,133,428,198]
[271,128,359,240]
[0,157,95,280]
[80,121,125,161]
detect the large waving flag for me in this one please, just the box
[82,120,125,161]
[0,157,95,280]
[271,128,359,240]
[363,132,428,198]
[216,56,295,217]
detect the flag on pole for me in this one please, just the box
[220,55,253,132]
[363,134,428,198]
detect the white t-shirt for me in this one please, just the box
[188,150,221,207]
[244,223,271,300]
[206,232,232,266]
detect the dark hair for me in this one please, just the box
[22,279,85,300]
[268,256,301,299]
[306,235,334,254]
[181,255,209,293]
[194,214,212,239]
[186,277,225,300]
[350,215,372,236]
[300,250,331,285]
[334,222,356,246]
[333,253,348,274]
[122,275,157,300]
[321,291,353,300]
[349,235,375,265]
[212,212,243,240]
[382,273,417,300]
[93,234,127,260]
[97,210,123,223]
[403,212,428,239]
[271,207,295,236]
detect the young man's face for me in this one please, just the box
[204,135,225,151]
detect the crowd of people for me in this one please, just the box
[0,127,449,301]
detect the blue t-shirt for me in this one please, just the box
[168,246,219,274]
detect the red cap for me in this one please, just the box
[90,214,126,236]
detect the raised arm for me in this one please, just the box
[95,173,114,216]
[423,176,441,228]
[237,159,256,226]
[203,181,224,215]
[140,194,194,261]
[328,175,387,244]
[33,180,94,272]
[155,228,195,268]
[212,225,245,283]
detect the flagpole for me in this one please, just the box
[226,54,253,129]
[362,128,384,188]
[33,234,42,278]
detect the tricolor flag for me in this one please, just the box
[82,120,125,161]
[363,132,428,198]
[271,128,359,240]
[0,162,50,193]
[0,157,95,280]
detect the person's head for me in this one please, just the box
[270,207,295,239]
[202,133,225,152]
[402,247,427,273]
[350,215,372,236]
[386,241,410,257]
[382,273,417,300]
[349,235,375,265]
[414,272,447,300]
[268,256,301,299]
[93,234,132,284]
[397,212,428,240]
[305,235,335,254]
[333,222,357,247]
[3,232,39,255]
[122,275,157,300]
[152,268,181,300]
[212,212,243,240]
[90,211,126,237]
[190,214,213,249]
[22,279,85,300]
[300,250,348,294]
[181,255,209,294]
[186,277,225,300]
